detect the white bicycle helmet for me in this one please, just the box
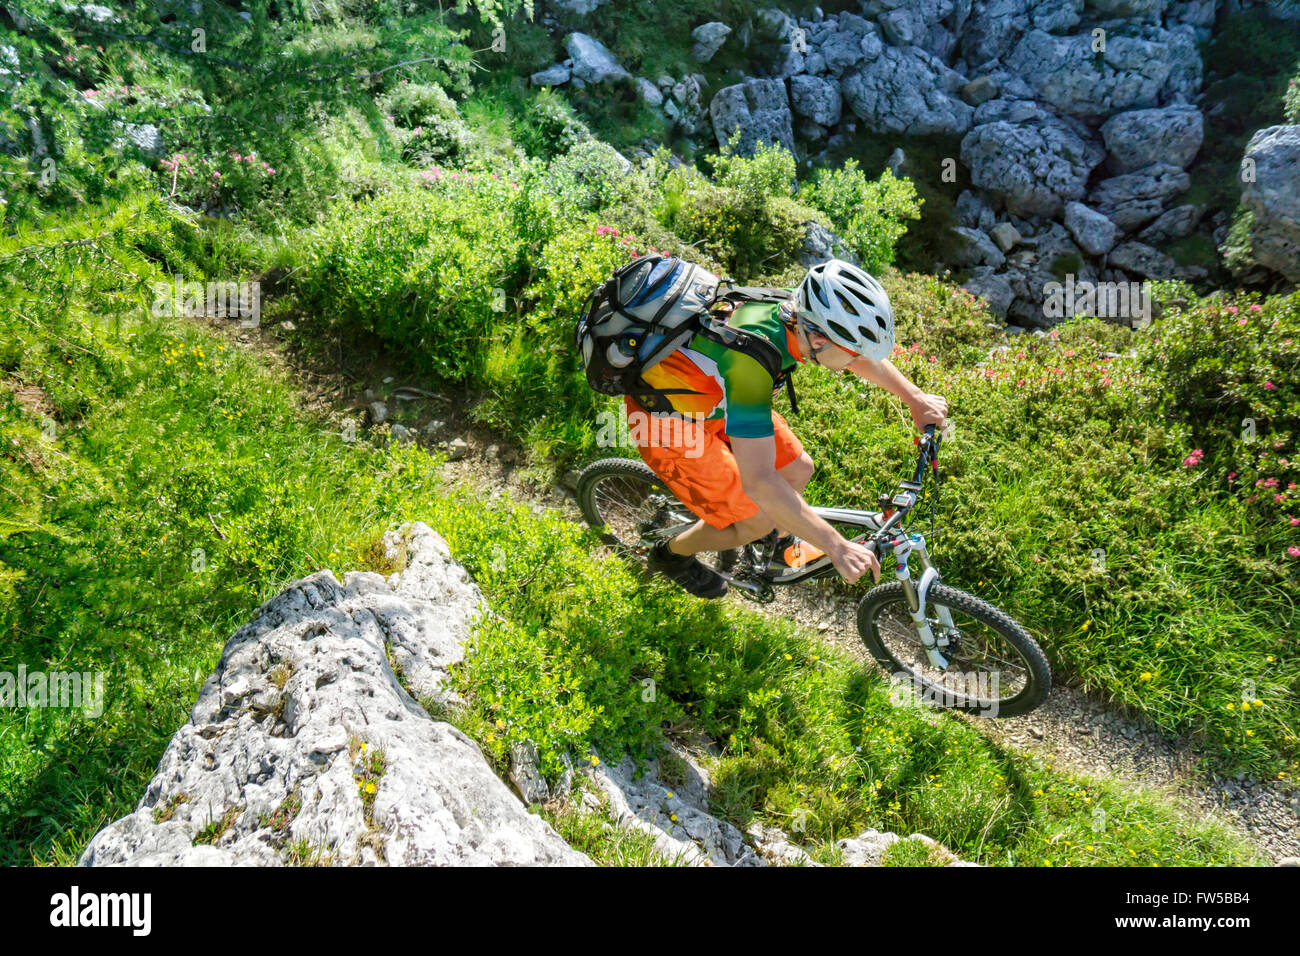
[795,259,895,363]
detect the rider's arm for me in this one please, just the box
[731,436,875,583]
[847,356,948,430]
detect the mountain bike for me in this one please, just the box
[575,425,1050,717]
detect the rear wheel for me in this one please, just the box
[857,582,1050,718]
[575,458,736,572]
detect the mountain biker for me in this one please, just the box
[631,259,949,599]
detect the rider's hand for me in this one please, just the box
[908,392,948,434]
[830,539,880,585]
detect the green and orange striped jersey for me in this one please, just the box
[638,300,803,439]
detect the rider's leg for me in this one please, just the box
[779,451,814,494]
[667,511,776,556]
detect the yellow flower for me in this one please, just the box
[1267,655,1275,662]
[1139,672,1152,682]
[495,719,506,730]
[1241,702,1250,712]
[589,755,600,766]
[1081,620,1091,631]
[365,782,376,794]
[1246,730,1255,737]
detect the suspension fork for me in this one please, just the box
[880,534,951,669]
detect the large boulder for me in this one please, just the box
[960,102,1105,217]
[951,226,1007,268]
[800,220,862,266]
[710,77,795,155]
[1064,201,1119,255]
[1086,0,1165,16]
[1137,203,1206,244]
[1100,106,1204,173]
[553,0,609,12]
[80,524,591,867]
[691,22,732,63]
[964,268,1016,317]
[789,74,842,127]
[565,33,630,85]
[1006,26,1201,122]
[841,44,974,136]
[1240,125,1300,283]
[960,0,1084,65]
[530,63,570,87]
[816,12,878,74]
[1108,240,1179,278]
[1089,163,1191,232]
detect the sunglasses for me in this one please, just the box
[807,335,858,370]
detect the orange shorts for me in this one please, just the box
[624,396,805,530]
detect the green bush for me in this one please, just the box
[1141,291,1300,528]
[801,160,922,274]
[517,88,590,160]
[657,137,822,279]
[379,82,472,164]
[292,170,556,383]
[543,138,652,213]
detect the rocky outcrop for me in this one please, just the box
[960,102,1104,217]
[1065,200,1119,255]
[790,74,842,128]
[1240,125,1300,283]
[709,77,795,156]
[1100,105,1204,173]
[564,32,629,85]
[691,22,732,62]
[1089,163,1191,233]
[1006,25,1201,122]
[80,524,591,867]
[524,2,1286,320]
[841,43,974,136]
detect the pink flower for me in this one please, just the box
[1290,516,1299,526]
[1249,304,1262,312]
[1264,381,1277,390]
[211,171,221,179]
[1228,306,1238,314]
[1290,547,1300,557]
[1228,472,1237,480]
[1238,318,1248,326]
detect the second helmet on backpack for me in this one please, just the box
[794,259,894,363]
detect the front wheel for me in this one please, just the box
[857,582,1050,718]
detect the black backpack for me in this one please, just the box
[574,254,799,415]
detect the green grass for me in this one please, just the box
[405,486,1259,866]
[0,214,444,862]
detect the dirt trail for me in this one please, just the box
[223,317,1298,864]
